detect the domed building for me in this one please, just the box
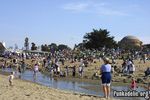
[118,35,142,50]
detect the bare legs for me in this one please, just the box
[107,85,111,98]
[9,80,13,86]
[103,85,107,98]
[102,85,110,98]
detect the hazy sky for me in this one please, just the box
[0,0,150,48]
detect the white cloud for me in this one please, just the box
[62,3,89,12]
[62,1,130,16]
[96,7,129,16]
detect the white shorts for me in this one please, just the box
[102,83,111,86]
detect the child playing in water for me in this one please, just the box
[130,78,137,90]
[33,63,39,76]
[9,72,15,86]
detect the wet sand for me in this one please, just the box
[0,74,118,100]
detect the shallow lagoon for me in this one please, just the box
[1,68,147,100]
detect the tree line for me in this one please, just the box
[24,37,71,51]
[24,28,119,51]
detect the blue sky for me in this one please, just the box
[0,0,150,49]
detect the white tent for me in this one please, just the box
[0,42,6,53]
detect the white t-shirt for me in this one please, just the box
[34,65,39,71]
[130,64,135,72]
[57,66,60,72]
[127,61,132,66]
[9,75,14,81]
[79,66,82,72]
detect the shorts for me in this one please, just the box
[34,70,38,73]
[101,72,111,86]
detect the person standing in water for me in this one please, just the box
[72,65,76,77]
[33,63,39,77]
[100,57,112,99]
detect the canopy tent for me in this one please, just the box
[0,42,6,53]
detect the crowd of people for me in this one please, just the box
[0,48,150,98]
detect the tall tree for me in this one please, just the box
[83,29,117,49]
[31,42,37,50]
[48,43,58,51]
[24,37,29,50]
[41,45,45,51]
[58,44,70,51]
[41,44,49,52]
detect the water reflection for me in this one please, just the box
[53,78,58,88]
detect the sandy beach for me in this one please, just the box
[0,74,117,100]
